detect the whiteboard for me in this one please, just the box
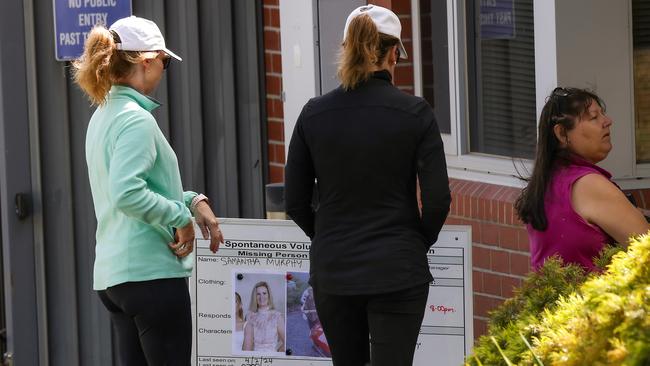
[191,219,472,366]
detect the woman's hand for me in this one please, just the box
[194,201,224,253]
[168,221,195,258]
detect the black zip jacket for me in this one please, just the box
[285,70,451,295]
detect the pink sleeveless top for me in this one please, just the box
[527,158,614,272]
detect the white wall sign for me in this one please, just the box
[191,219,472,366]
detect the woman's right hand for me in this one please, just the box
[169,221,195,258]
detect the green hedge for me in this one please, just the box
[529,235,650,365]
[466,236,650,366]
[467,257,590,366]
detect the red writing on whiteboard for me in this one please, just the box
[429,304,456,314]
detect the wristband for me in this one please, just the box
[191,193,210,214]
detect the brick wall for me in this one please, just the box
[375,0,415,94]
[444,179,529,337]
[263,0,285,183]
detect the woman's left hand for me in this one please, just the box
[194,201,224,253]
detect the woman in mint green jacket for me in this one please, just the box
[73,16,222,366]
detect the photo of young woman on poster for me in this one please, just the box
[232,272,286,356]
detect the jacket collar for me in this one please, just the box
[109,85,161,112]
[372,69,393,83]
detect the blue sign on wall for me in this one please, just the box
[480,0,515,40]
[53,0,132,61]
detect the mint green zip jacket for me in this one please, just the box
[86,85,196,290]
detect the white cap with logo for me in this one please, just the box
[109,16,182,61]
[343,4,407,59]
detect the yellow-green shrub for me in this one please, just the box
[466,258,590,366]
[466,245,624,366]
[526,234,650,365]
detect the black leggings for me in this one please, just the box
[97,278,192,366]
[314,283,429,366]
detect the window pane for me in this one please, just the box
[633,0,650,164]
[468,0,536,159]
[419,0,451,133]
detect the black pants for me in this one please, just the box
[97,278,192,366]
[314,283,429,366]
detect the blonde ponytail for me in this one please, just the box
[72,26,144,105]
[337,14,399,90]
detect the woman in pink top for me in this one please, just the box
[515,87,648,271]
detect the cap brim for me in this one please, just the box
[397,40,408,60]
[162,47,182,61]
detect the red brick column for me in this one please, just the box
[263,0,285,183]
[377,0,415,95]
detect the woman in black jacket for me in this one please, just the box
[285,4,451,366]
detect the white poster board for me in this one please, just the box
[191,219,472,366]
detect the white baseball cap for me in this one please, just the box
[343,4,407,59]
[109,16,182,61]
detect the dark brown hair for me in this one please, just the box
[514,87,605,231]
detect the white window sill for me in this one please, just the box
[614,177,650,191]
[445,153,530,188]
[447,153,650,191]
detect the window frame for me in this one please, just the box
[412,0,650,189]
[411,0,459,156]
[630,0,650,181]
[596,1,650,190]
[412,0,538,187]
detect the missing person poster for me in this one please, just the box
[191,219,472,366]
